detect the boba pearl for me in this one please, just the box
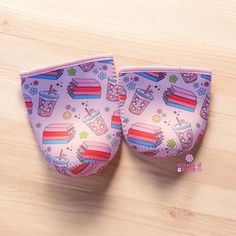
[40,105,44,109]
[132,102,136,105]
[48,103,52,108]
[42,100,45,104]
[46,108,51,112]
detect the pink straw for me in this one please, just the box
[49,85,53,94]
[176,117,181,124]
[145,85,151,93]
[59,149,63,158]
[85,108,91,115]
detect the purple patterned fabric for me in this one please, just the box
[118,67,211,157]
[20,55,121,176]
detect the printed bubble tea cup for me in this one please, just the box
[79,62,95,72]
[52,150,69,175]
[200,93,210,120]
[38,85,59,117]
[83,109,108,135]
[181,73,198,83]
[106,77,118,102]
[118,85,127,104]
[129,85,153,115]
[172,118,193,150]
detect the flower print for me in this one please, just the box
[116,132,121,137]
[24,84,30,90]
[102,65,108,71]
[193,83,199,88]
[79,131,89,139]
[71,107,76,112]
[67,68,76,76]
[123,118,129,123]
[33,80,39,86]
[123,76,129,83]
[169,75,178,83]
[29,87,38,96]
[186,154,194,163]
[167,139,176,149]
[45,154,52,163]
[93,68,99,74]
[111,138,119,148]
[157,109,162,114]
[134,76,139,82]
[36,122,41,128]
[65,104,71,110]
[197,87,206,96]
[98,72,107,80]
[204,81,209,87]
[127,82,136,90]
[63,111,72,120]
[106,134,112,140]
[47,146,52,152]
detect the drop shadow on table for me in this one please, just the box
[41,130,206,224]
[127,133,206,188]
[42,144,121,223]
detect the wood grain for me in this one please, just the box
[0,1,236,235]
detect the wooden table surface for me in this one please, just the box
[0,1,236,235]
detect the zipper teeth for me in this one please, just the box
[20,54,113,78]
[118,66,211,74]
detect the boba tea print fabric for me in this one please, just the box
[118,67,211,157]
[20,55,121,176]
